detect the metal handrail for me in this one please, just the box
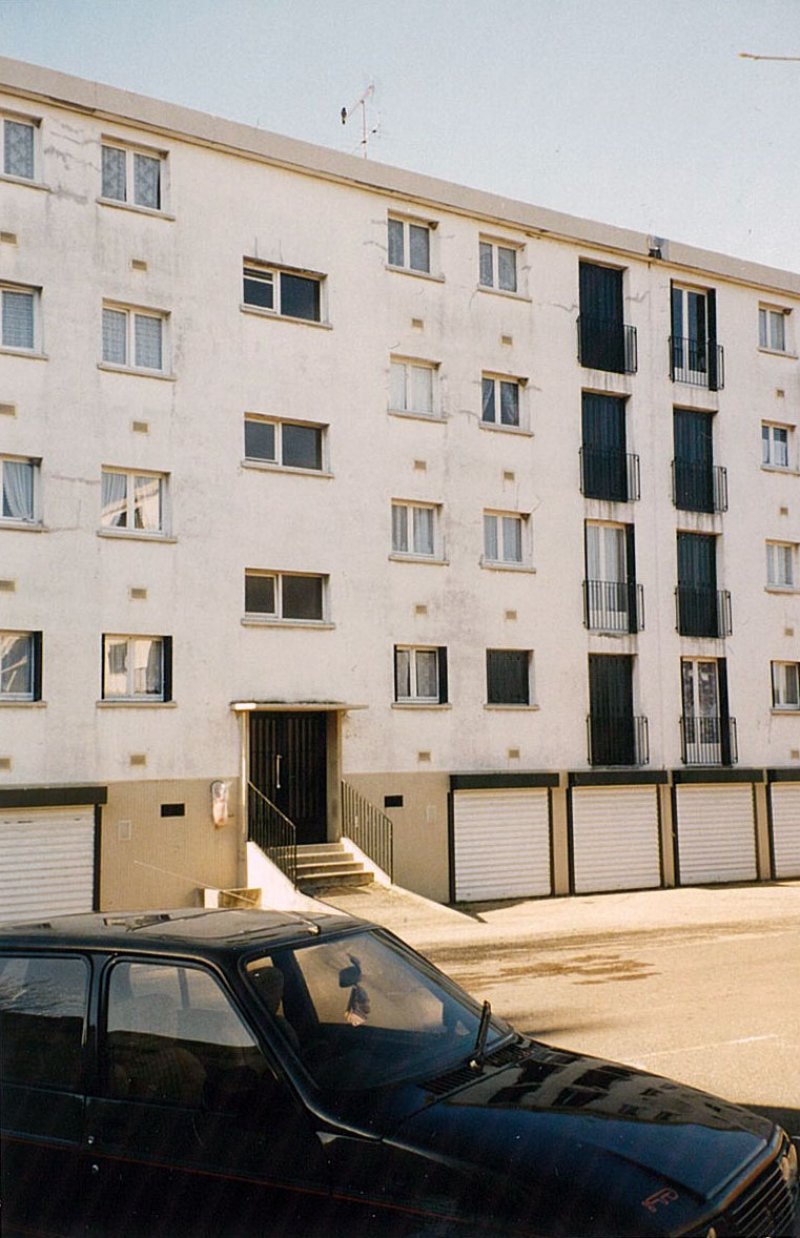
[577,315,638,374]
[583,579,644,634]
[579,447,640,501]
[247,782,297,886]
[669,336,725,389]
[341,781,393,881]
[586,714,649,766]
[680,716,738,766]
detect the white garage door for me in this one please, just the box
[453,789,551,902]
[572,786,661,894]
[0,807,95,922]
[676,784,757,885]
[771,784,800,878]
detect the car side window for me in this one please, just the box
[0,954,89,1091]
[104,960,268,1108]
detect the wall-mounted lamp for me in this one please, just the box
[211,780,230,827]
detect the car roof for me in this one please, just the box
[0,906,365,957]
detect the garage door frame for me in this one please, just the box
[672,770,759,886]
[768,771,800,879]
[0,785,106,917]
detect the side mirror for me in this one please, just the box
[338,955,362,988]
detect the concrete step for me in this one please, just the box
[296,842,374,890]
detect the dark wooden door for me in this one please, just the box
[250,712,327,844]
[588,654,635,765]
[579,262,625,372]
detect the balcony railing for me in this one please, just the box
[577,315,638,374]
[672,460,728,513]
[247,782,297,886]
[587,714,649,766]
[675,586,732,638]
[583,579,644,634]
[669,336,724,389]
[680,715,738,765]
[341,780,394,881]
[580,447,640,502]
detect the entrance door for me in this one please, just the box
[250,712,327,844]
[681,659,722,764]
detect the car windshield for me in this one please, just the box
[244,929,509,1091]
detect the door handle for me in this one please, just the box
[275,754,282,789]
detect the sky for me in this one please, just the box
[1,0,799,272]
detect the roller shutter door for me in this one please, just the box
[771,784,800,878]
[453,789,551,902]
[676,784,756,885]
[0,807,96,922]
[572,786,661,894]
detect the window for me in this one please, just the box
[762,423,790,469]
[0,955,88,1091]
[670,283,722,390]
[389,358,436,416]
[242,263,322,323]
[101,142,163,210]
[391,501,439,558]
[479,240,518,292]
[102,305,166,372]
[100,469,165,533]
[483,512,527,566]
[759,306,788,352]
[244,417,325,470]
[2,115,36,180]
[772,661,800,710]
[585,522,640,633]
[245,571,326,622]
[766,541,796,589]
[486,649,531,706]
[1,456,38,523]
[102,635,171,701]
[394,645,447,704]
[387,216,431,274]
[481,374,521,428]
[1,284,37,351]
[0,631,41,701]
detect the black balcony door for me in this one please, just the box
[579,262,625,372]
[250,711,328,844]
[677,532,717,636]
[588,654,635,765]
[581,392,627,501]
[674,409,713,512]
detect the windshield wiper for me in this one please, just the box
[470,1000,492,1071]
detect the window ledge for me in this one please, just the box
[0,519,46,532]
[239,304,332,330]
[97,529,176,544]
[480,559,536,574]
[389,553,449,566]
[761,464,800,476]
[0,698,46,707]
[765,585,800,595]
[758,346,797,360]
[479,422,533,437]
[484,703,539,711]
[241,459,333,479]
[476,285,531,303]
[385,264,445,284]
[97,699,176,708]
[241,617,334,630]
[392,702,451,710]
[97,362,176,381]
[0,346,47,361]
[96,196,175,221]
[771,707,800,715]
[388,408,447,424]
[0,173,49,192]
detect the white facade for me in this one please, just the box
[1,57,799,910]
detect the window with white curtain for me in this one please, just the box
[479,239,519,292]
[389,358,436,416]
[102,305,167,372]
[394,645,447,704]
[0,456,38,523]
[102,635,170,701]
[100,469,165,534]
[0,630,41,700]
[766,541,797,589]
[1,285,37,351]
[762,423,790,469]
[101,142,164,210]
[2,115,37,180]
[771,661,800,710]
[759,305,788,352]
[481,374,523,429]
[387,216,432,274]
[391,501,439,558]
[483,511,527,566]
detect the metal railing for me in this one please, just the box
[587,714,649,766]
[675,586,732,638]
[247,782,297,886]
[579,447,640,502]
[583,579,644,633]
[669,336,725,389]
[577,315,638,374]
[341,780,393,881]
[672,460,728,513]
[680,715,738,766]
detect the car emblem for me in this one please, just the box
[642,1187,679,1213]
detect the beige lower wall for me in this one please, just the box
[99,777,240,910]
[344,772,451,903]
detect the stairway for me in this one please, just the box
[296,841,374,891]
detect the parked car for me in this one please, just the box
[1,906,797,1238]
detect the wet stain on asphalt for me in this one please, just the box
[441,950,658,987]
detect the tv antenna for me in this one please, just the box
[341,83,378,158]
[739,52,800,61]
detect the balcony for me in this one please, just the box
[587,714,649,766]
[672,460,728,513]
[670,336,724,389]
[680,715,738,765]
[583,579,644,634]
[580,447,640,502]
[577,315,638,374]
[675,586,732,638]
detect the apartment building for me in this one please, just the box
[1,57,799,916]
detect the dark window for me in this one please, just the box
[280,273,320,322]
[244,419,276,461]
[245,574,276,615]
[486,649,530,705]
[581,392,628,501]
[243,265,321,322]
[578,263,631,373]
[282,424,322,470]
[283,574,323,621]
[677,533,719,636]
[588,654,635,765]
[673,409,714,512]
[243,267,274,310]
[0,955,88,1091]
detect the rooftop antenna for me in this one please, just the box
[739,52,800,61]
[341,82,377,158]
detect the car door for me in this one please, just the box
[85,956,333,1238]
